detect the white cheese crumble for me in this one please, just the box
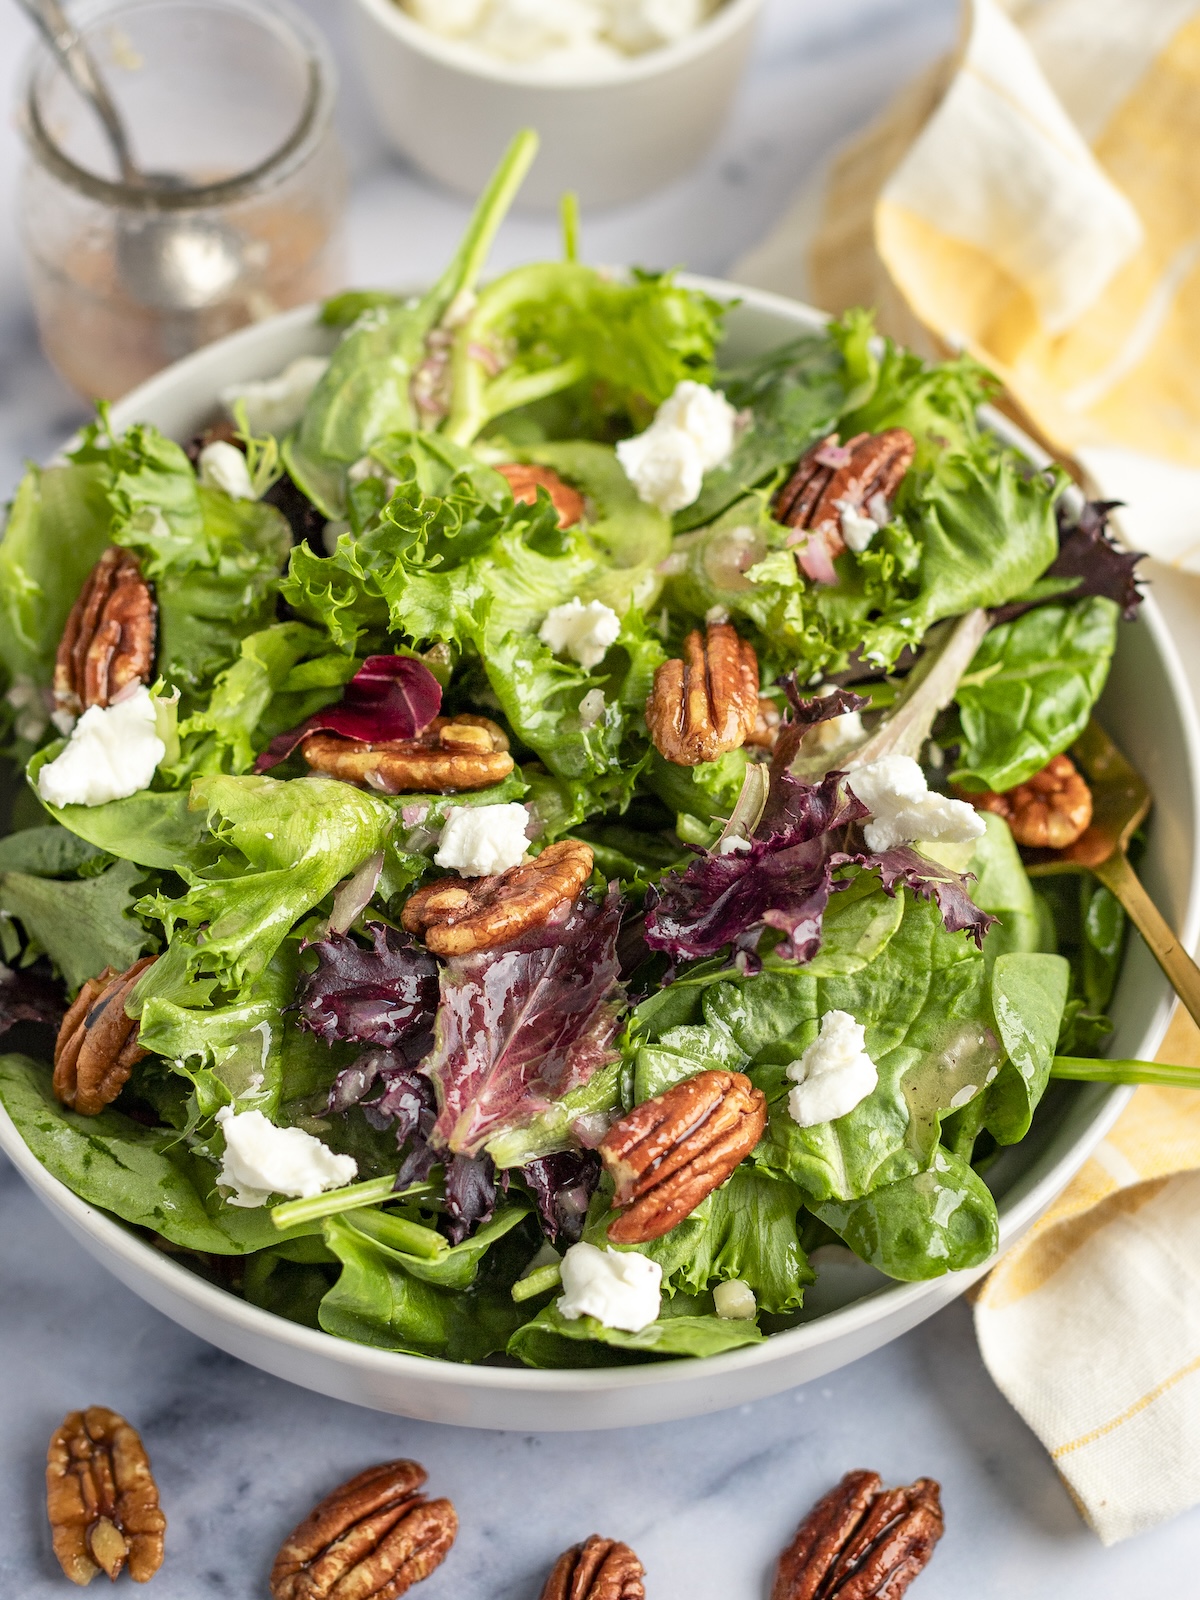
[435,803,531,877]
[786,1010,878,1128]
[616,380,737,514]
[37,685,165,809]
[198,440,257,501]
[215,1106,357,1208]
[713,1279,757,1320]
[557,1241,663,1332]
[848,754,985,853]
[836,499,880,553]
[539,597,622,669]
[402,0,714,70]
[219,355,329,437]
[578,688,607,728]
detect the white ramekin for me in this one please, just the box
[346,0,764,208]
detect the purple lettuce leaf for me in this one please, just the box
[444,1153,497,1244]
[522,1149,602,1245]
[645,771,867,964]
[870,844,996,948]
[1049,499,1144,620]
[0,962,65,1037]
[255,654,443,772]
[422,889,624,1157]
[298,923,440,1049]
[770,682,870,779]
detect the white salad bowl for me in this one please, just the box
[2,281,1198,1431]
[347,0,764,209]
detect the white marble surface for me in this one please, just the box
[4,1,1200,1593]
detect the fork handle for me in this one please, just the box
[1093,851,1200,1030]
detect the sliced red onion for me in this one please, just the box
[324,850,385,937]
[254,654,442,773]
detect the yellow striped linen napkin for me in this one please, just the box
[974,1005,1200,1544]
[733,0,1200,565]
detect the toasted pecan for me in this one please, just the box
[600,1068,767,1244]
[539,1534,645,1600]
[497,463,585,529]
[775,430,914,581]
[53,956,156,1116]
[54,546,157,717]
[771,1470,944,1600]
[270,1460,456,1600]
[962,753,1093,850]
[645,621,759,766]
[402,839,594,956]
[46,1406,166,1586]
[302,715,513,795]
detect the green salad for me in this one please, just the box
[0,134,1156,1367]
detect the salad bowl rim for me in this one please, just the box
[1,274,1195,1407]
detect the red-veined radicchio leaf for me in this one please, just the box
[299,923,440,1049]
[0,962,65,1037]
[522,1149,602,1245]
[254,654,442,772]
[444,1152,497,1243]
[868,844,996,947]
[422,888,624,1157]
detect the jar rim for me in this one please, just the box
[21,0,337,213]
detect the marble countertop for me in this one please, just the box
[3,1,1200,1593]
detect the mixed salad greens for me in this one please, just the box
[0,133,1161,1368]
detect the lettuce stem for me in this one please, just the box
[1051,1057,1200,1090]
[344,1207,448,1260]
[271,1176,433,1231]
[512,1262,563,1302]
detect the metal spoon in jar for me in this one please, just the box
[1026,718,1200,1030]
[14,0,244,313]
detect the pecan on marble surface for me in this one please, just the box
[645,620,759,766]
[46,1406,166,1586]
[963,753,1093,850]
[771,1469,944,1600]
[53,956,156,1116]
[54,547,157,718]
[497,462,586,529]
[539,1534,645,1600]
[600,1068,767,1244]
[270,1460,456,1600]
[775,430,914,582]
[302,715,514,795]
[402,839,594,956]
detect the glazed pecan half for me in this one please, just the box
[402,839,594,956]
[600,1068,767,1244]
[645,621,759,766]
[46,1406,166,1586]
[497,462,585,529]
[539,1534,645,1600]
[54,546,157,717]
[772,1470,944,1600]
[53,956,156,1116]
[963,753,1093,850]
[745,694,784,751]
[271,1460,456,1600]
[302,715,514,795]
[775,430,914,583]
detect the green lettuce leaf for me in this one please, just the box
[508,1294,763,1367]
[0,858,153,990]
[983,951,1071,1144]
[0,824,105,877]
[951,598,1120,792]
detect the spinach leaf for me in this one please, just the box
[0,859,153,991]
[0,1054,313,1253]
[970,812,1044,965]
[952,598,1119,792]
[0,824,104,877]
[983,951,1070,1144]
[508,1295,763,1367]
[813,1145,998,1280]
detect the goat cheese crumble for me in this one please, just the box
[215,1106,358,1208]
[787,1009,879,1128]
[219,355,329,437]
[848,754,985,853]
[197,440,257,501]
[538,597,622,669]
[557,1241,663,1331]
[713,1279,757,1320]
[36,685,165,809]
[403,0,716,71]
[616,380,738,514]
[435,802,531,877]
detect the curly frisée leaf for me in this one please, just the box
[255,654,443,773]
[423,888,625,1157]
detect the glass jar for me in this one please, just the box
[19,0,346,401]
